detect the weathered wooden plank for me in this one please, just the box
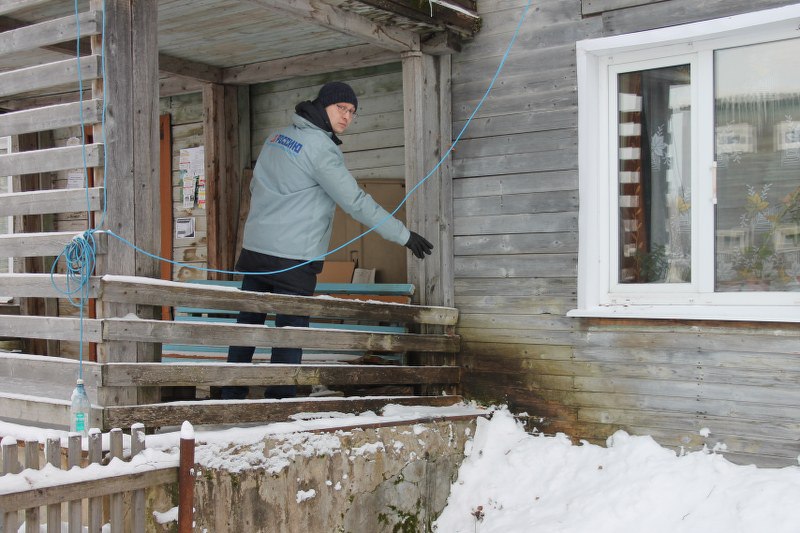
[0,468,178,512]
[0,316,102,342]
[0,230,107,258]
[454,211,578,235]
[0,274,100,298]
[0,55,102,98]
[0,187,103,216]
[455,295,575,315]
[454,253,577,278]
[103,318,460,353]
[0,0,50,16]
[601,0,789,35]
[454,232,579,255]
[0,10,101,56]
[454,277,577,297]
[103,362,459,387]
[0,143,103,176]
[223,44,399,85]
[454,170,578,199]
[98,275,459,326]
[254,0,419,52]
[104,395,464,428]
[0,393,70,429]
[0,353,103,387]
[0,99,103,137]
[454,190,578,217]
[453,149,578,178]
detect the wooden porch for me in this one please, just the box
[0,1,479,431]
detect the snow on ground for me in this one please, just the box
[433,408,800,533]
[3,404,800,533]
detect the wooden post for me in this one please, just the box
[402,50,455,385]
[178,421,195,533]
[24,439,40,531]
[94,0,161,410]
[67,434,82,532]
[45,437,61,533]
[401,51,453,308]
[88,430,103,533]
[2,437,19,531]
[131,423,146,533]
[109,428,124,533]
[203,83,242,280]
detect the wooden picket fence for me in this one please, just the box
[0,424,194,533]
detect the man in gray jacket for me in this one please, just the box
[222,81,433,400]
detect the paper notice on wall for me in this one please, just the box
[182,175,196,209]
[175,217,195,239]
[67,170,84,189]
[179,146,205,209]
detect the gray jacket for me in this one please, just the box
[242,113,410,260]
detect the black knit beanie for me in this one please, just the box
[314,81,358,111]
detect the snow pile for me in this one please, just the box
[434,409,800,533]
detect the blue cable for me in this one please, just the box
[89,0,533,277]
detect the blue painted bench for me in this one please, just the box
[162,279,416,364]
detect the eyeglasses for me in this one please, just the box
[335,104,357,118]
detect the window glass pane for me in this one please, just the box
[715,39,800,292]
[618,65,692,284]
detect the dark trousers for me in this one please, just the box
[221,250,322,400]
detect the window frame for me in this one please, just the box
[571,4,800,322]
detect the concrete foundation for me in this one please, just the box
[148,416,479,532]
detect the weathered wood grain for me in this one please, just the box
[0,99,103,137]
[0,187,103,216]
[0,10,101,56]
[0,143,103,176]
[0,468,177,512]
[0,316,102,342]
[0,230,107,258]
[104,395,464,428]
[102,318,459,353]
[97,275,458,325]
[0,55,102,99]
[103,362,459,387]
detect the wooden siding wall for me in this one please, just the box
[452,0,800,466]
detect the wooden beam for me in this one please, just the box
[0,274,100,298]
[0,469,177,512]
[103,318,460,353]
[353,0,480,36]
[0,99,103,137]
[0,230,107,258]
[97,275,459,325]
[0,143,103,176]
[247,0,419,52]
[0,316,103,343]
[104,362,459,387]
[0,0,51,17]
[223,44,398,85]
[0,11,101,56]
[158,75,204,98]
[0,187,103,217]
[104,395,463,428]
[158,53,223,83]
[0,55,101,99]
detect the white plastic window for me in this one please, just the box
[572,5,800,322]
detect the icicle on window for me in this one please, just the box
[618,66,692,284]
[714,38,800,292]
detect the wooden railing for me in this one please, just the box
[0,274,461,429]
[0,424,193,533]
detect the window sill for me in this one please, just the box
[567,304,800,323]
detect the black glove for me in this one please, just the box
[405,231,433,259]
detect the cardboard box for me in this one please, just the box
[318,260,355,283]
